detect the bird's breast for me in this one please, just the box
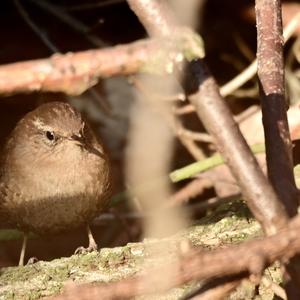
[1,151,111,234]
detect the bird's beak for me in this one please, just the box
[70,135,105,159]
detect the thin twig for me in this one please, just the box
[176,127,213,143]
[14,0,59,53]
[173,104,195,115]
[234,32,256,62]
[172,113,213,143]
[230,86,258,98]
[167,178,213,207]
[28,0,108,48]
[62,0,126,11]
[177,137,206,161]
[186,277,243,300]
[234,105,260,123]
[173,115,206,159]
[220,12,300,97]
[168,192,241,212]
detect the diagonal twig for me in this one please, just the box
[14,0,59,53]
[28,0,108,48]
[62,0,126,11]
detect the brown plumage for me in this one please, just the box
[0,102,112,264]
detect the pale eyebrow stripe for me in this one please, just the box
[32,118,53,132]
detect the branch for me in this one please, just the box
[0,38,183,96]
[255,0,298,216]
[255,1,300,296]
[127,0,177,37]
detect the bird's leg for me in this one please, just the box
[18,233,28,266]
[87,224,98,251]
[75,225,98,254]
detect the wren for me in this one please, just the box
[0,101,112,265]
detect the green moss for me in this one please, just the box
[175,27,205,61]
[185,200,262,249]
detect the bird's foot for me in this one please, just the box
[75,225,98,255]
[27,257,38,265]
[74,243,98,255]
[75,225,99,255]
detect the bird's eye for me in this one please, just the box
[46,131,55,141]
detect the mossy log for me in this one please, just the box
[0,201,282,299]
